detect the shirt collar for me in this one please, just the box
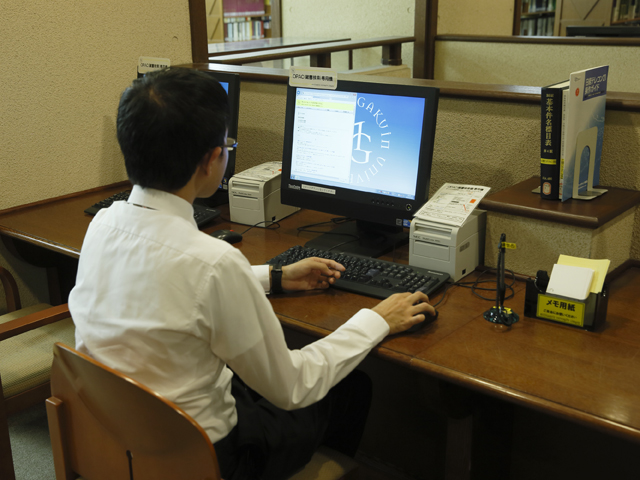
[128,185,197,228]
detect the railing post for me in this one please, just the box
[382,43,403,65]
[413,0,438,79]
[188,0,209,64]
[310,52,331,68]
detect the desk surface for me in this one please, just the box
[2,184,640,444]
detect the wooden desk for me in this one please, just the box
[2,185,640,477]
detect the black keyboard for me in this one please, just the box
[84,190,221,228]
[267,246,450,299]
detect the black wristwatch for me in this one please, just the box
[271,264,284,294]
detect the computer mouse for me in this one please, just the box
[210,229,243,244]
[406,308,439,334]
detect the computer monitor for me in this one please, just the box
[198,70,241,207]
[280,79,439,257]
[566,25,640,37]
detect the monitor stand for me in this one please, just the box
[304,220,408,258]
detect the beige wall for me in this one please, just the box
[234,80,289,173]
[0,0,194,312]
[435,40,640,91]
[281,0,415,72]
[437,0,514,36]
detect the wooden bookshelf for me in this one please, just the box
[611,0,640,23]
[206,0,281,44]
[514,0,559,36]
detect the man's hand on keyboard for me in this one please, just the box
[372,292,436,335]
[281,258,346,292]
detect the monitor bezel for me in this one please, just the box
[280,79,439,230]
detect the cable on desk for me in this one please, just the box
[429,268,517,309]
[238,220,281,236]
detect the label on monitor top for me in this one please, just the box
[289,66,338,90]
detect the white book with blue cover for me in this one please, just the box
[559,65,609,201]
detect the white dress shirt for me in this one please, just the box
[69,185,389,443]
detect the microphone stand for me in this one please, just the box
[483,233,519,326]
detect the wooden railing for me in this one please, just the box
[208,36,415,69]
[208,38,351,59]
[181,62,640,112]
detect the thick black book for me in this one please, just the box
[540,79,569,199]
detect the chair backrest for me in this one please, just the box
[46,343,222,480]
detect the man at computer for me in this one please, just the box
[68,67,436,480]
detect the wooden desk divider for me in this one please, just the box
[524,278,608,331]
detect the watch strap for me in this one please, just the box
[271,264,284,294]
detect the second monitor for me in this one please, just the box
[280,79,439,257]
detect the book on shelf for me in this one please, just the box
[621,0,630,19]
[224,0,265,16]
[224,17,265,42]
[540,79,569,199]
[559,65,609,202]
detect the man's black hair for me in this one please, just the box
[116,68,230,191]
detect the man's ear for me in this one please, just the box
[202,147,223,176]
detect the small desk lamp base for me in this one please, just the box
[483,306,519,326]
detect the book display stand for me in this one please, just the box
[572,127,607,200]
[534,126,609,201]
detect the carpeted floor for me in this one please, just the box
[7,403,411,480]
[7,403,55,480]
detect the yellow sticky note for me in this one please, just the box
[557,255,610,294]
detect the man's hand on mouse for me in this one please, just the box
[278,257,346,292]
[372,291,436,335]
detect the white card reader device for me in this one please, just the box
[229,161,299,226]
[409,210,486,282]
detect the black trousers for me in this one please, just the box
[214,370,372,480]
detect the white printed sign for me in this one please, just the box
[415,183,490,227]
[289,66,338,90]
[138,56,171,74]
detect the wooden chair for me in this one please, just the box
[0,266,75,480]
[47,343,359,480]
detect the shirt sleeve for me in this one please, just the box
[207,248,389,410]
[251,265,270,293]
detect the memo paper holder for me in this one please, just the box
[524,274,608,331]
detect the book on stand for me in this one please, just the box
[559,65,609,201]
[540,79,570,199]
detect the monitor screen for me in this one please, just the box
[281,79,439,257]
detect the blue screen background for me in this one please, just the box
[349,93,425,198]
